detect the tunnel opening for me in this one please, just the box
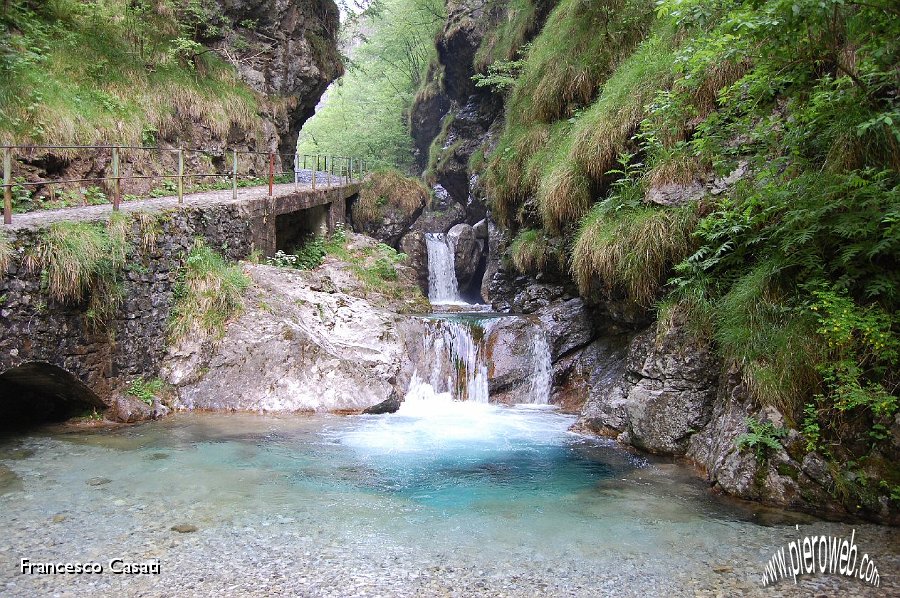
[275,204,330,253]
[0,363,104,432]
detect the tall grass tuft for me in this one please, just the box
[24,218,129,315]
[354,169,429,230]
[569,31,676,182]
[537,161,591,232]
[571,203,697,306]
[0,231,12,274]
[506,0,654,126]
[713,263,821,421]
[510,229,549,273]
[168,239,250,343]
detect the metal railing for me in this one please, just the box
[1,145,370,224]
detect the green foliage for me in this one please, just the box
[126,377,165,406]
[292,240,327,271]
[296,0,445,170]
[736,417,786,463]
[0,0,263,145]
[809,287,898,421]
[355,169,428,228]
[472,53,527,92]
[168,239,250,342]
[23,216,129,325]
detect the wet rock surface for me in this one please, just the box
[447,223,480,289]
[579,324,718,455]
[362,389,403,415]
[162,237,429,413]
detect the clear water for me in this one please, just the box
[0,405,897,597]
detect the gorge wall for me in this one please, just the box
[1,0,343,197]
[395,0,900,524]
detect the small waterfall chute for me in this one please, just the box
[406,315,553,406]
[526,324,553,405]
[425,233,460,304]
[415,317,489,404]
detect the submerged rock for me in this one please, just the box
[362,390,402,414]
[108,395,153,424]
[171,524,198,533]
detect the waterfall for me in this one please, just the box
[527,326,553,405]
[407,315,553,406]
[425,233,460,304]
[416,318,489,403]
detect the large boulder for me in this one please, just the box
[536,298,596,361]
[484,316,542,404]
[162,249,428,413]
[399,231,428,295]
[578,323,719,455]
[108,394,153,423]
[447,223,480,289]
[479,219,502,303]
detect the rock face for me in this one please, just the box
[484,317,540,404]
[209,0,344,159]
[579,324,719,455]
[447,223,479,289]
[162,263,428,412]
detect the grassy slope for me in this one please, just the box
[0,0,264,146]
[480,0,900,511]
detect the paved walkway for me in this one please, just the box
[5,178,355,230]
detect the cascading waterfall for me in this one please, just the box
[415,317,489,403]
[527,326,553,405]
[425,233,460,304]
[407,315,552,406]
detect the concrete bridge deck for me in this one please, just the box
[4,180,361,255]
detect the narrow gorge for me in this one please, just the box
[0,0,898,596]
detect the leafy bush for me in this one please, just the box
[126,377,165,406]
[736,417,787,463]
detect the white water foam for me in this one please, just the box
[527,324,553,405]
[425,233,460,304]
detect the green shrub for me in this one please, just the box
[736,417,787,463]
[168,239,250,342]
[125,377,165,406]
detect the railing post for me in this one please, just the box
[111,146,121,211]
[232,149,238,200]
[268,151,274,197]
[326,156,331,189]
[177,148,184,204]
[294,152,299,186]
[3,147,11,225]
[312,154,317,190]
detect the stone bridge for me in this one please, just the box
[0,181,360,428]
